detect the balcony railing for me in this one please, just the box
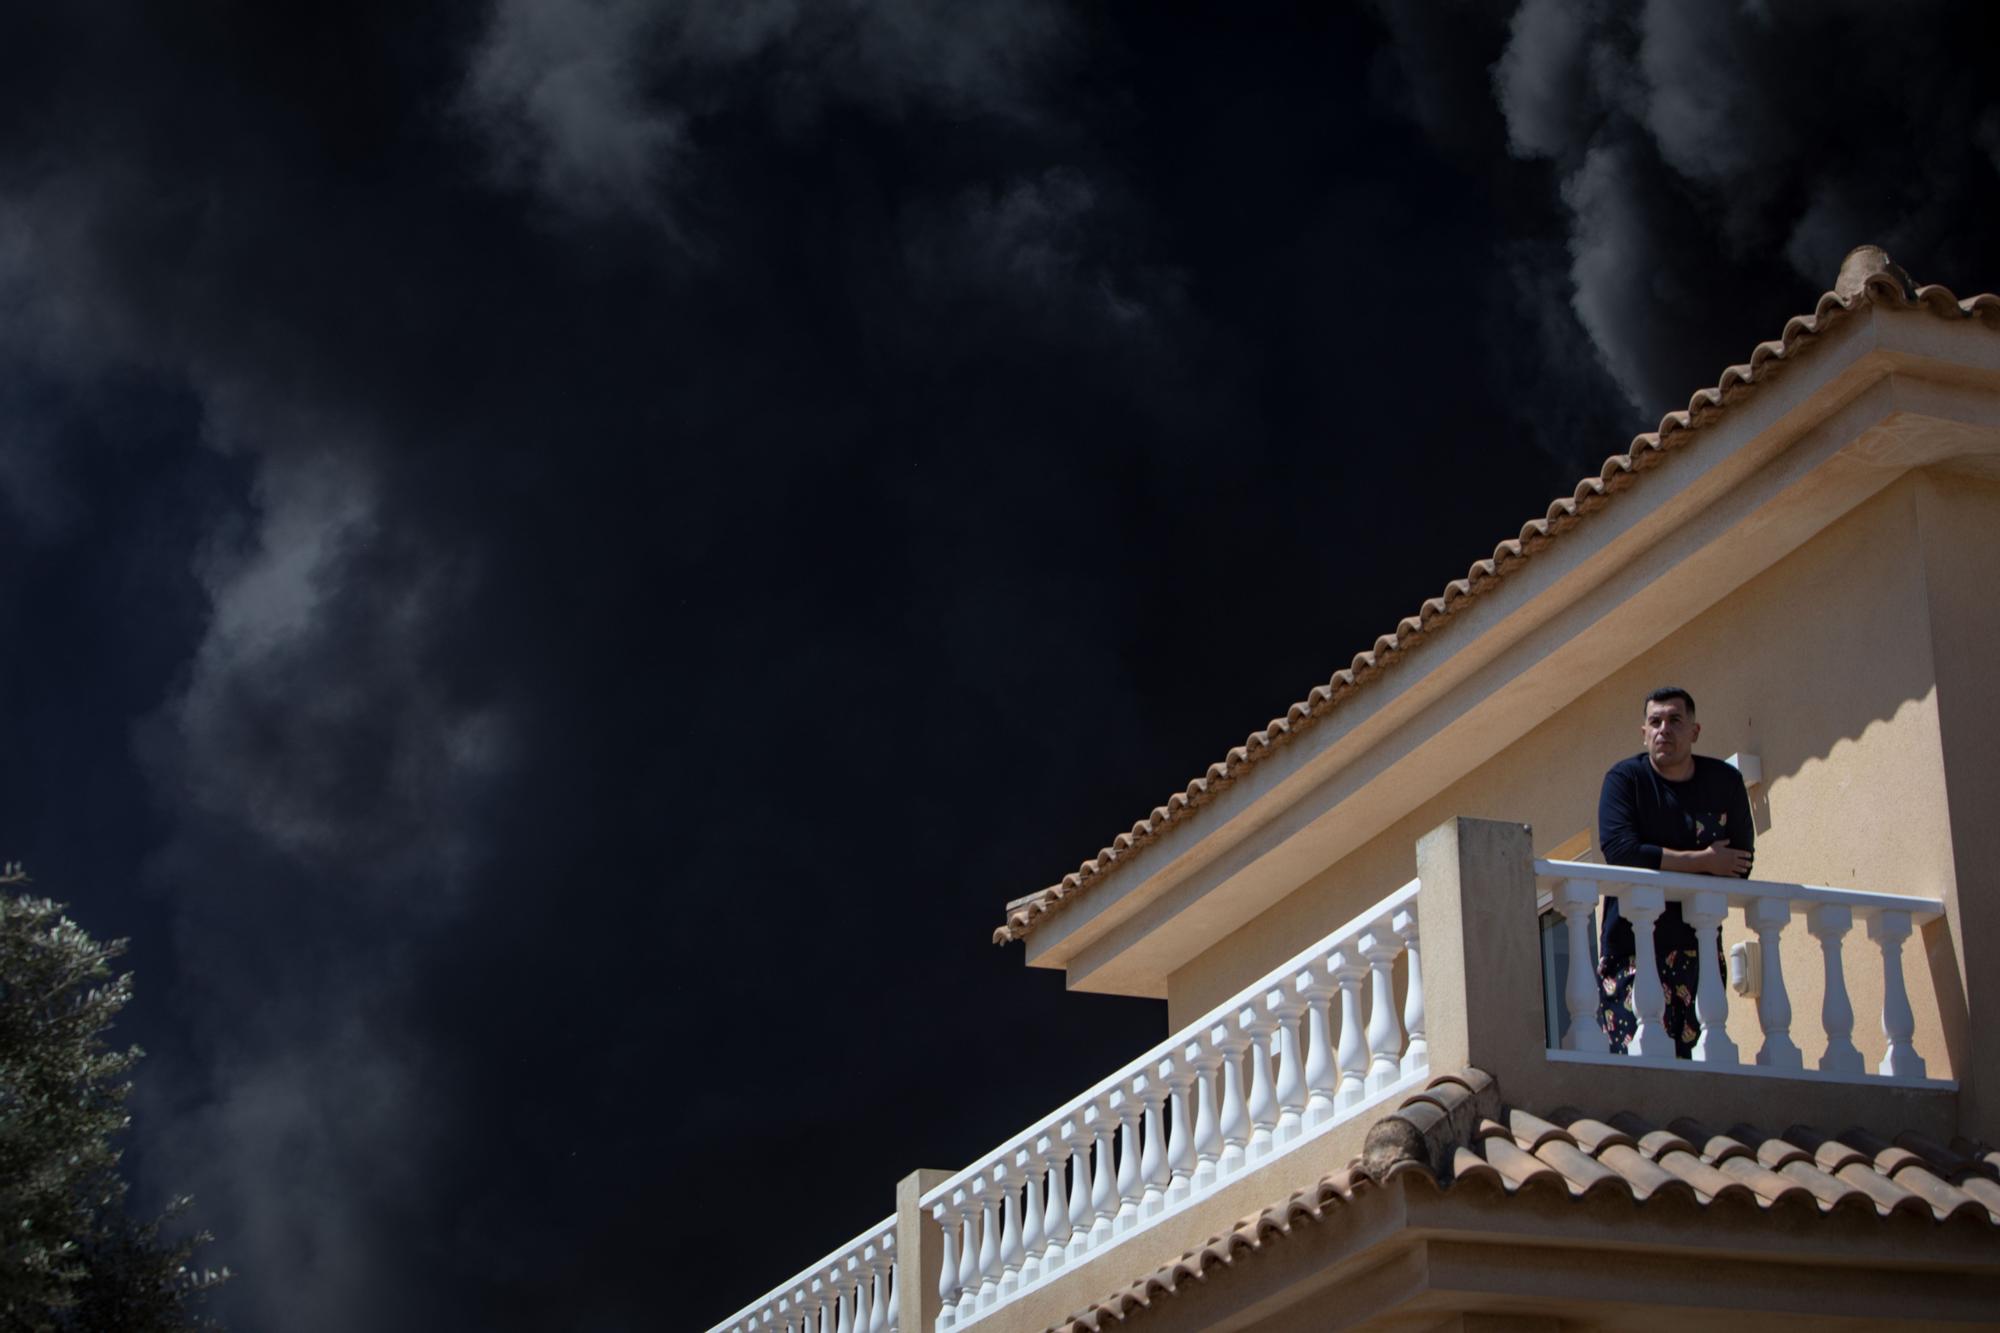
[1536,858,1950,1085]
[706,1215,899,1333]
[920,877,1425,1331]
[706,822,1969,1333]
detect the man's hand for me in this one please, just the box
[1660,841,1753,878]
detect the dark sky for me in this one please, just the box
[1,3,1996,1329]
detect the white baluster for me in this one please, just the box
[1062,1119,1090,1260]
[1685,889,1738,1065]
[872,1256,888,1333]
[1747,896,1802,1069]
[1137,1076,1169,1215]
[1269,989,1306,1143]
[953,1190,977,1323]
[1331,947,1371,1109]
[850,1259,869,1333]
[793,1288,813,1333]
[1392,908,1427,1077]
[1808,903,1862,1075]
[1211,1023,1250,1177]
[1622,887,1671,1061]
[973,1181,1000,1308]
[1867,909,1926,1079]
[996,1165,1023,1296]
[1361,924,1405,1093]
[1297,969,1339,1123]
[811,1278,832,1333]
[834,1269,854,1333]
[1240,1003,1278,1160]
[1159,1059,1194,1202]
[884,1245,900,1333]
[1556,881,1609,1053]
[1189,1042,1221,1190]
[1113,1090,1143,1231]
[1085,1102,1117,1245]
[1040,1134,1070,1272]
[931,1200,959,1331]
[1017,1145,1044,1284]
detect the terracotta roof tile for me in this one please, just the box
[997,248,2000,947]
[1043,1072,2000,1333]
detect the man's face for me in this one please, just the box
[1642,699,1699,772]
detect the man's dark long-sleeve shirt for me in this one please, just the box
[1596,752,1754,961]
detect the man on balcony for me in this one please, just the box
[1596,686,1754,1057]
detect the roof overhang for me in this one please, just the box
[1027,297,2000,998]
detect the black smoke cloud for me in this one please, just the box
[0,5,1992,1330]
[1372,0,2000,423]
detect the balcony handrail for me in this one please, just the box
[917,876,1420,1212]
[1533,858,1945,919]
[703,1213,897,1333]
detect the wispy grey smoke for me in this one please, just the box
[1377,0,2000,421]
[0,150,514,1330]
[460,0,1075,229]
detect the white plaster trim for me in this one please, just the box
[1544,1048,1956,1091]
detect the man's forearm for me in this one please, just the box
[1661,843,1753,877]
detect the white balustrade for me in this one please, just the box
[1211,1023,1250,1176]
[1622,886,1671,1060]
[1535,859,1946,1089]
[1868,910,1926,1078]
[704,1217,898,1333]
[1685,889,1736,1065]
[974,1178,1000,1308]
[1085,1103,1117,1243]
[1159,1061,1193,1202]
[917,877,1424,1332]
[1241,1004,1278,1160]
[1554,879,1609,1054]
[1269,988,1306,1143]
[997,1164,1023,1295]
[1038,1138,1068,1272]
[1298,970,1339,1122]
[1112,1092,1143,1230]
[1393,908,1426,1078]
[1188,1051,1219,1190]
[1807,903,1861,1074]
[1331,946,1370,1110]
[1360,925,1405,1092]
[1059,1121,1088,1260]
[1136,1078,1169,1215]
[953,1190,976,1322]
[1015,1145,1044,1285]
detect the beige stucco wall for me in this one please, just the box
[1167,469,1977,1082]
[1913,467,2000,1136]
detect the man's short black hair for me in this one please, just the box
[1645,686,1696,716]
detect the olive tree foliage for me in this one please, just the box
[0,865,226,1331]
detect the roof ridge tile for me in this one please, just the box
[1559,1115,1636,1156]
[1505,1108,1575,1153]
